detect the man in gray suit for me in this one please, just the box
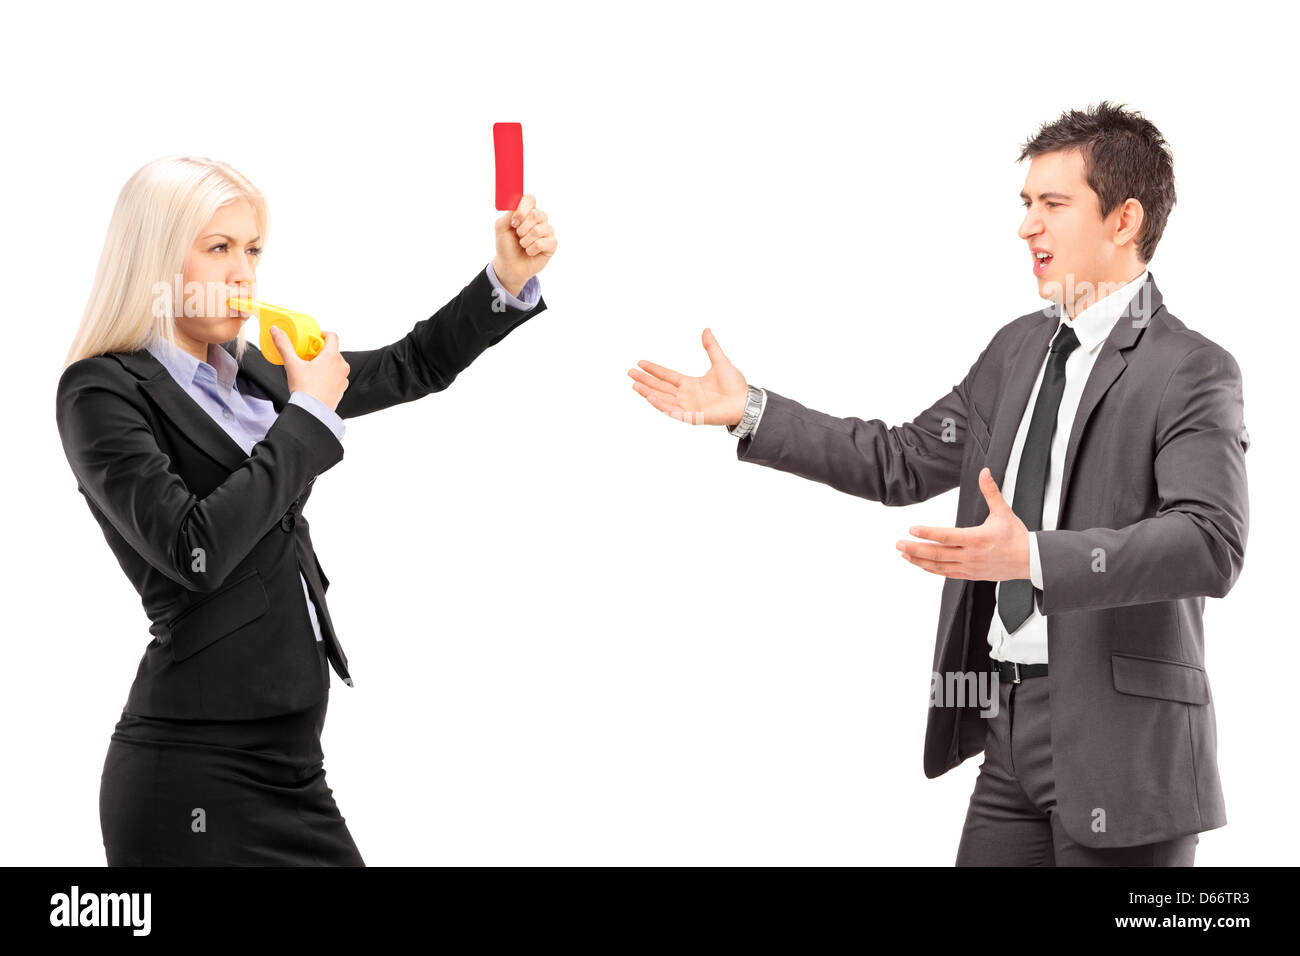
[628,101,1249,866]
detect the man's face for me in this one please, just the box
[1017,148,1139,314]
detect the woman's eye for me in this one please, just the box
[209,243,263,256]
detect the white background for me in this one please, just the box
[2,0,1291,866]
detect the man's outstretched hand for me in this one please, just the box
[628,328,750,427]
[896,467,1033,581]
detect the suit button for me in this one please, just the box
[281,513,296,532]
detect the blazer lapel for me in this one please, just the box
[218,339,291,411]
[980,272,1164,526]
[1054,272,1163,524]
[986,313,1057,492]
[112,339,290,472]
[113,349,247,471]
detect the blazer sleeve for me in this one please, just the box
[735,338,995,506]
[1036,343,1250,611]
[335,266,545,419]
[56,360,345,592]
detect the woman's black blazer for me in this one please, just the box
[56,268,544,720]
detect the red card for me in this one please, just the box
[493,122,524,211]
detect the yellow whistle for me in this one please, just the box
[228,297,325,365]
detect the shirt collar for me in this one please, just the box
[146,337,239,398]
[1057,268,1149,354]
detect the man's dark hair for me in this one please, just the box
[1018,100,1176,264]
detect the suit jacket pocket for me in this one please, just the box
[168,568,270,662]
[1111,651,1209,705]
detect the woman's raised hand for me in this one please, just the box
[628,328,750,427]
[492,194,557,296]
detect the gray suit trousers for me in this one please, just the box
[956,675,1198,866]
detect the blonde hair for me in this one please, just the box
[63,155,269,371]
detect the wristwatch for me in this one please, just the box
[727,385,765,438]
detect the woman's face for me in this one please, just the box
[173,198,262,358]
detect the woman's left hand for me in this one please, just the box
[492,194,557,297]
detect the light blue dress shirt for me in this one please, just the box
[144,263,540,641]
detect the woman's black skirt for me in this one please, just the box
[99,678,364,866]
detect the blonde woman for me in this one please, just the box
[56,155,556,865]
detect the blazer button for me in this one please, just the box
[281,513,296,532]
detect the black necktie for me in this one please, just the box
[998,322,1081,634]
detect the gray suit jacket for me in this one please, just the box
[736,271,1248,848]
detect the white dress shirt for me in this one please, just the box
[739,269,1150,665]
[985,268,1149,664]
